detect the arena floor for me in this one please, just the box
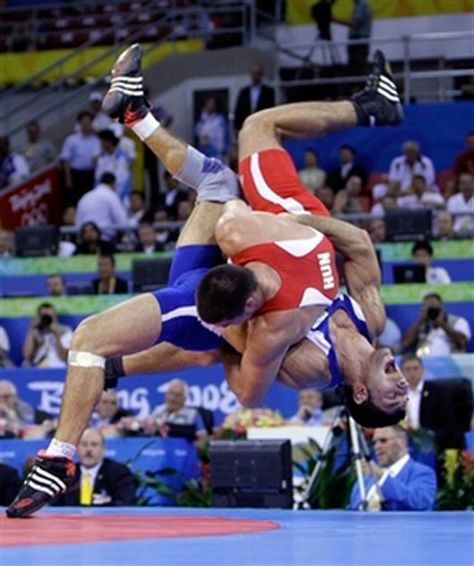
[1,507,472,565]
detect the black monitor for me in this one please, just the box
[210,439,293,509]
[14,225,59,257]
[132,256,172,292]
[393,263,426,284]
[385,210,432,242]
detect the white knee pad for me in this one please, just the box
[68,351,106,369]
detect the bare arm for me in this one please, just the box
[295,214,386,336]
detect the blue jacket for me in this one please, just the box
[348,456,437,511]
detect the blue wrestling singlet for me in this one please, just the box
[152,245,225,351]
[305,294,373,389]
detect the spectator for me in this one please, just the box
[401,354,473,450]
[74,222,116,256]
[75,173,128,242]
[446,172,474,236]
[388,140,436,195]
[377,317,402,354]
[334,0,372,76]
[298,149,327,194]
[0,325,15,368]
[153,209,175,250]
[91,254,128,295]
[397,174,445,210]
[348,425,437,511]
[370,194,398,217]
[53,428,136,506]
[22,302,73,368]
[176,199,193,223]
[327,144,366,193]
[95,129,132,204]
[433,211,455,240]
[195,96,229,161]
[233,63,275,135]
[46,274,67,297]
[0,379,35,434]
[60,110,101,206]
[89,91,114,133]
[21,120,56,174]
[127,190,150,227]
[0,229,14,257]
[90,391,132,434]
[316,185,336,212]
[333,175,368,214]
[0,135,30,191]
[411,240,451,284]
[453,131,474,176]
[368,218,386,244]
[134,223,164,253]
[151,379,207,448]
[162,171,190,219]
[289,388,324,425]
[0,463,22,506]
[402,292,471,356]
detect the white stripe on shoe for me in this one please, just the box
[34,466,67,492]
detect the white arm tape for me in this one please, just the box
[68,351,106,369]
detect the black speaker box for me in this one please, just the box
[132,256,172,292]
[14,225,59,257]
[210,439,293,509]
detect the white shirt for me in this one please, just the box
[420,316,472,356]
[76,183,128,236]
[0,325,10,352]
[60,132,101,170]
[388,155,436,193]
[43,328,73,368]
[95,147,132,203]
[249,84,262,112]
[446,193,474,234]
[80,461,102,489]
[397,192,445,210]
[366,454,410,511]
[407,381,424,430]
[426,266,451,284]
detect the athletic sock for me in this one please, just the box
[130,111,161,141]
[45,438,76,460]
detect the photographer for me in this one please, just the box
[289,388,324,425]
[401,293,471,356]
[22,302,73,368]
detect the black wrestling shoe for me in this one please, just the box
[102,43,151,126]
[351,50,404,127]
[6,451,76,518]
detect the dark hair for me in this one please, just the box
[423,292,442,303]
[196,265,258,324]
[77,110,93,121]
[411,239,433,256]
[98,129,119,145]
[80,221,101,237]
[339,144,355,155]
[401,353,423,367]
[99,172,116,185]
[47,273,65,283]
[37,301,54,313]
[99,254,115,266]
[343,384,406,428]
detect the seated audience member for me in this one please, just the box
[446,172,474,235]
[90,390,132,433]
[95,130,132,204]
[163,171,190,219]
[53,428,136,506]
[153,209,176,250]
[0,325,15,368]
[0,229,14,257]
[289,388,324,425]
[22,302,73,368]
[151,379,207,447]
[298,148,326,194]
[370,194,398,217]
[74,222,116,255]
[21,120,56,173]
[453,131,474,176]
[46,274,67,297]
[332,175,368,214]
[433,211,455,240]
[348,425,437,511]
[397,174,445,210]
[402,293,471,356]
[0,135,30,191]
[401,354,473,450]
[377,318,402,354]
[134,223,164,253]
[91,254,128,295]
[127,190,150,226]
[411,240,451,284]
[316,185,335,212]
[368,218,386,244]
[176,199,193,222]
[75,173,128,242]
[327,144,366,194]
[0,463,22,505]
[388,140,436,195]
[89,91,115,133]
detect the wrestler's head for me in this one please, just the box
[344,347,408,427]
[196,265,259,326]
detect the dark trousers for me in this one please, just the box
[66,168,95,207]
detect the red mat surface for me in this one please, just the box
[0,514,279,547]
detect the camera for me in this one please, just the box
[38,313,53,330]
[427,307,441,321]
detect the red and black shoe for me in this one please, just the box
[6,451,77,518]
[102,43,151,127]
[351,50,404,127]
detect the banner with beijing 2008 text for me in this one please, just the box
[0,165,61,230]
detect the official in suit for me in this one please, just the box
[91,254,128,295]
[233,64,275,134]
[0,462,22,505]
[53,428,136,506]
[401,354,473,450]
[348,425,437,511]
[326,144,367,193]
